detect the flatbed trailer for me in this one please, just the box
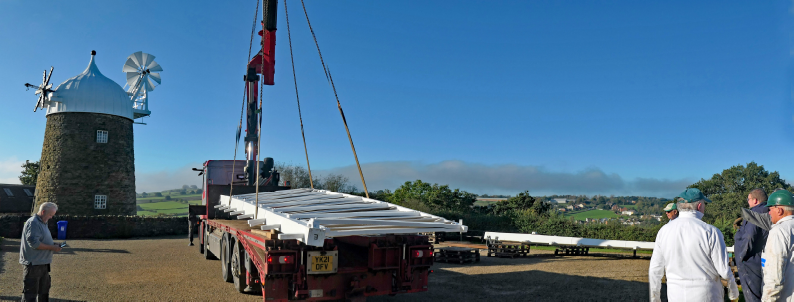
[195,162,467,301]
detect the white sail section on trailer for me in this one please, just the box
[484,231,735,253]
[215,188,468,247]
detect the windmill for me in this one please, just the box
[24,66,55,112]
[122,51,162,119]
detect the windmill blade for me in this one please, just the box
[140,53,155,69]
[44,66,54,86]
[41,70,46,86]
[129,77,142,93]
[146,61,163,72]
[148,72,161,84]
[126,72,140,87]
[144,76,156,91]
[34,94,45,112]
[123,58,139,72]
[130,51,144,67]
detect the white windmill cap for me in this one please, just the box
[46,51,133,120]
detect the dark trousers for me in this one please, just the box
[738,261,763,302]
[22,264,50,302]
[188,220,196,244]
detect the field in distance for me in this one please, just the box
[137,191,202,217]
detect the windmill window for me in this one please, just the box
[94,195,107,209]
[23,189,33,197]
[3,188,13,197]
[96,130,108,143]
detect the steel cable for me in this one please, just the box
[299,0,370,198]
[285,0,315,189]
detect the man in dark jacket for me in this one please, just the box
[734,188,770,302]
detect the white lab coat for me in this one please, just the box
[649,211,739,302]
[761,215,794,302]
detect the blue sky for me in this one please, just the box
[0,1,791,197]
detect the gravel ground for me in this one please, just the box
[0,236,657,301]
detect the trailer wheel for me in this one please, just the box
[221,235,232,282]
[231,240,247,293]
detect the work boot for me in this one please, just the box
[189,242,194,246]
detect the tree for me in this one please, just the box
[141,192,148,198]
[493,191,549,216]
[190,185,198,189]
[689,162,792,222]
[182,185,190,190]
[276,162,320,189]
[164,195,172,201]
[154,192,162,197]
[18,160,40,185]
[389,180,476,211]
[322,174,357,193]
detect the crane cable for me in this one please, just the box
[299,0,370,198]
[229,0,260,206]
[285,0,314,189]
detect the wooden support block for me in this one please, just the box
[251,229,279,240]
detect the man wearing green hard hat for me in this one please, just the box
[663,202,678,221]
[649,188,739,302]
[760,189,794,301]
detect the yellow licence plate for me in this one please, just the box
[312,256,333,272]
[307,250,337,274]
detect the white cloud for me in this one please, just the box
[135,162,203,193]
[0,157,24,184]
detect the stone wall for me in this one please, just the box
[0,215,187,239]
[35,112,136,216]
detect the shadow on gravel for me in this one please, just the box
[0,296,87,301]
[435,253,650,269]
[0,238,20,276]
[58,248,130,255]
[370,269,666,302]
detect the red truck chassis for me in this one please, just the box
[199,217,433,301]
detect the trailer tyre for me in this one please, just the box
[231,240,247,293]
[221,235,232,282]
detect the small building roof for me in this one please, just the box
[0,183,35,213]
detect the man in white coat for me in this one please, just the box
[761,190,794,301]
[649,188,739,302]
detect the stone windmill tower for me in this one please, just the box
[26,51,162,215]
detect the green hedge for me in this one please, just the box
[430,210,516,233]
